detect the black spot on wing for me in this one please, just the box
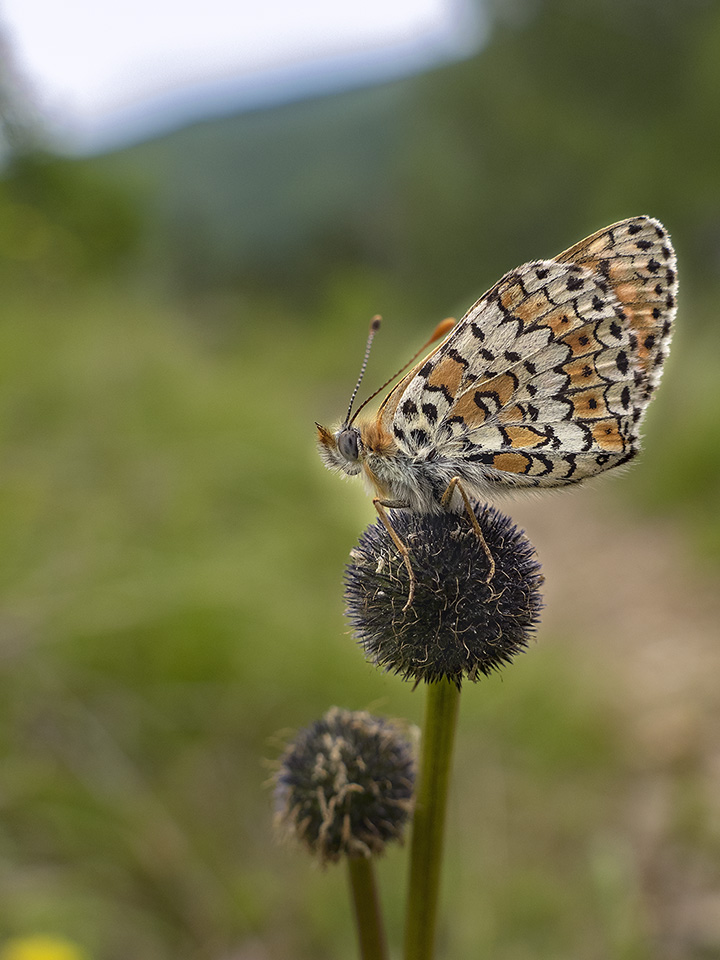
[421,402,438,424]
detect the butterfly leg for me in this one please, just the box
[440,477,496,582]
[372,499,416,611]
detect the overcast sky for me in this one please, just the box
[0,0,480,149]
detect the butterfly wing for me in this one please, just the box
[555,216,676,399]
[389,216,676,489]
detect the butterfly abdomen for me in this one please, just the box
[360,440,461,514]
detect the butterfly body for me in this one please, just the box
[317,217,677,519]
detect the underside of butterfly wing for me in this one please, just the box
[387,217,676,493]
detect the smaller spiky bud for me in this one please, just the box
[273,707,415,865]
[345,503,544,687]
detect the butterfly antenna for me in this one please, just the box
[344,315,383,425]
[348,316,456,426]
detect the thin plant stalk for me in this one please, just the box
[403,678,461,960]
[347,855,389,960]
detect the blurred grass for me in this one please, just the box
[1,0,720,953]
[0,283,380,958]
[0,269,716,958]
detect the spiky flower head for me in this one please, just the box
[345,503,543,687]
[274,707,415,864]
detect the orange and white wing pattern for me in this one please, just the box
[386,216,676,487]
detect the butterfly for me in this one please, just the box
[316,216,677,608]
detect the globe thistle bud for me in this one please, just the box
[274,707,415,864]
[345,503,543,687]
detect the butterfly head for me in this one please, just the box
[315,314,454,482]
[315,422,364,476]
[315,316,382,478]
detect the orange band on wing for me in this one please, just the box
[492,452,532,474]
[590,419,625,451]
[503,425,548,448]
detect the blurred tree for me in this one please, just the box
[0,30,44,161]
[0,27,143,284]
[392,0,720,316]
[90,0,720,317]
[0,152,143,278]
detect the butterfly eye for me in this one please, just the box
[337,428,360,462]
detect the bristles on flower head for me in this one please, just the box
[274,707,415,864]
[345,504,544,687]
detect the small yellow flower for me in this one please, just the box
[0,935,88,960]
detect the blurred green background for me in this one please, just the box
[1,1,720,958]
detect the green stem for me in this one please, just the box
[403,678,461,960]
[347,855,389,960]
